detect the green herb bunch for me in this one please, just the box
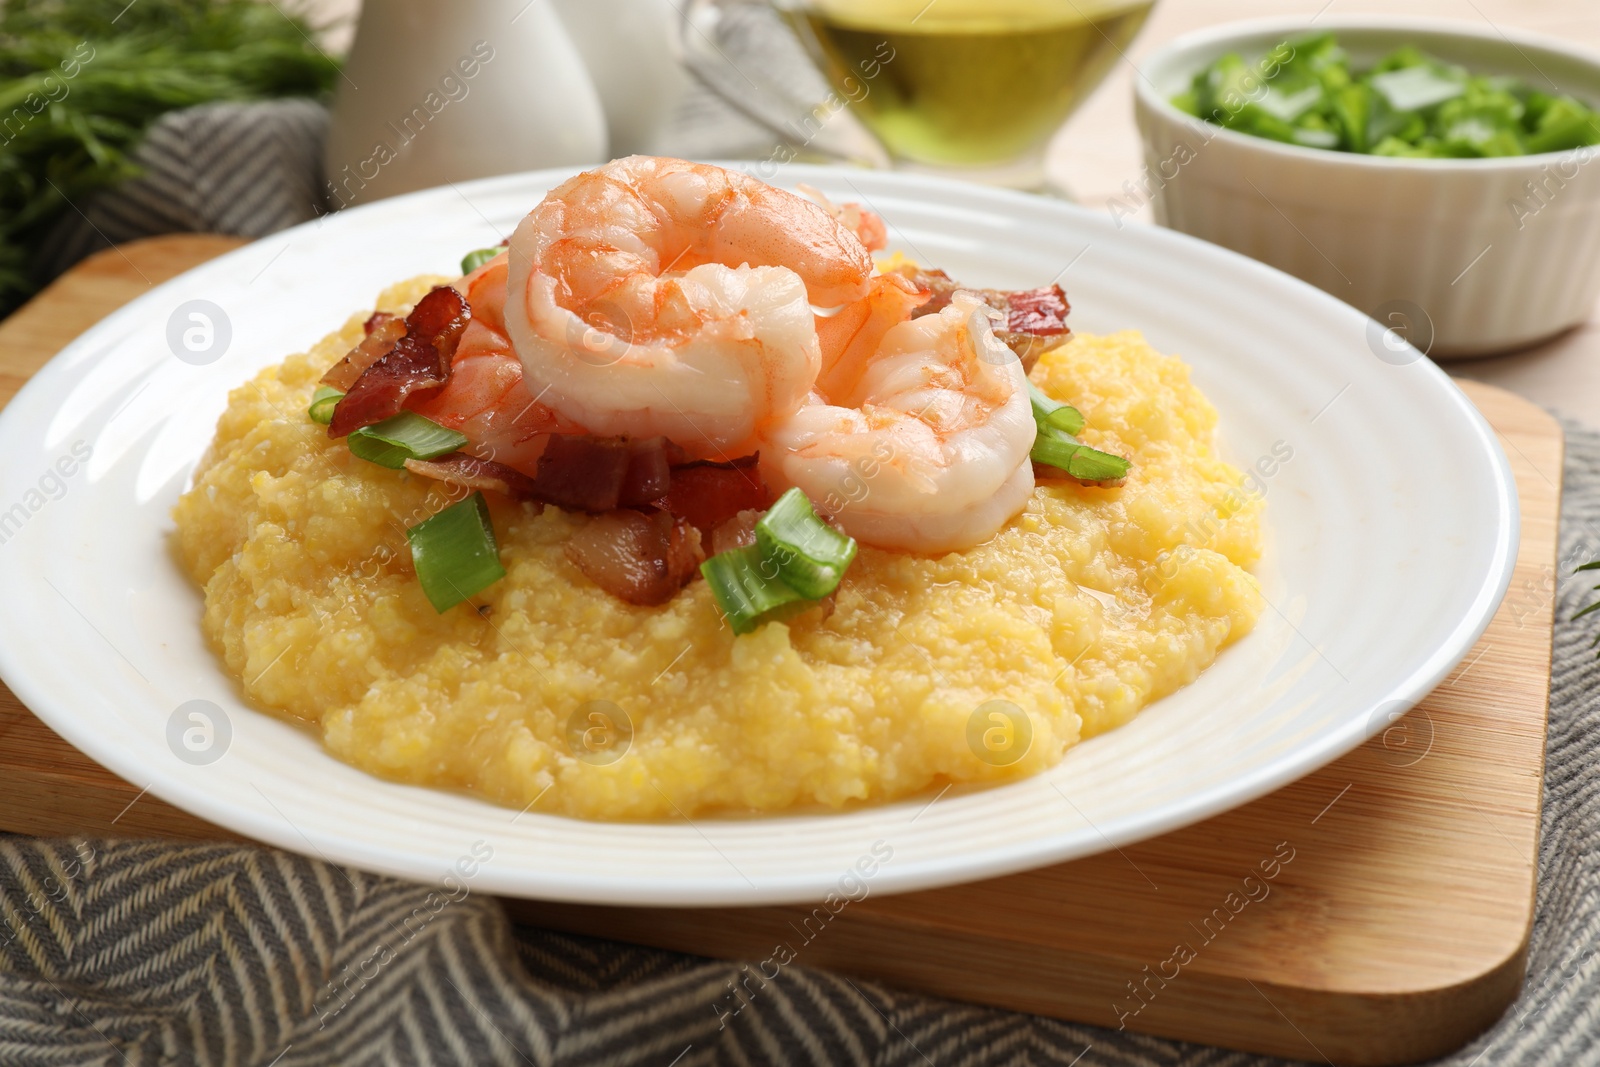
[0,0,341,316]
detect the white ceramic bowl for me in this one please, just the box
[1134,16,1600,358]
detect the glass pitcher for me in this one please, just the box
[679,0,1157,189]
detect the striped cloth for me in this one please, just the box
[0,424,1597,1066]
[36,99,330,284]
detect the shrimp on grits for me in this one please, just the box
[761,293,1038,554]
[173,157,1264,820]
[503,156,874,459]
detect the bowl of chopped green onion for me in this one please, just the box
[1133,18,1600,356]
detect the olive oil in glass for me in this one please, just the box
[788,0,1154,172]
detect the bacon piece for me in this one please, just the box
[404,453,539,498]
[1004,286,1071,337]
[889,265,1071,371]
[622,443,672,505]
[893,267,958,318]
[327,286,471,438]
[532,435,673,512]
[322,314,407,391]
[565,509,705,606]
[997,286,1071,366]
[533,435,628,511]
[661,456,771,537]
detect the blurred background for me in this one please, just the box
[300,0,1600,209]
[2,0,1598,409]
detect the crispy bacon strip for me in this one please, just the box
[889,265,1071,370]
[565,509,705,606]
[1004,286,1071,337]
[327,286,471,438]
[322,314,406,392]
[661,456,771,537]
[623,443,672,505]
[531,435,674,513]
[404,453,539,498]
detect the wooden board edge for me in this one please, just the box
[0,764,245,845]
[514,895,1530,1066]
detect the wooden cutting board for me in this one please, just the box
[0,236,1562,1066]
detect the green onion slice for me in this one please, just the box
[1028,382,1085,436]
[1032,435,1132,483]
[702,489,858,634]
[754,487,858,600]
[460,247,500,274]
[1368,65,1464,113]
[1175,34,1600,158]
[347,412,468,469]
[1028,383,1130,483]
[307,385,343,425]
[406,491,506,613]
[701,544,809,635]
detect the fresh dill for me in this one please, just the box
[0,0,340,315]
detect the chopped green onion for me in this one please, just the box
[1177,33,1600,157]
[1068,448,1131,483]
[348,412,468,469]
[1030,434,1131,483]
[754,487,857,599]
[1028,383,1130,483]
[406,491,506,613]
[1029,382,1085,436]
[1292,127,1341,150]
[308,385,343,425]
[701,488,859,634]
[701,544,809,635]
[1368,65,1464,112]
[460,247,500,274]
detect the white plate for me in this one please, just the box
[0,165,1516,906]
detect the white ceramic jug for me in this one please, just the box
[323,0,608,207]
[552,0,690,156]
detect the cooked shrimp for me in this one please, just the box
[814,271,928,400]
[797,183,889,253]
[759,292,1036,554]
[408,252,585,475]
[502,156,875,460]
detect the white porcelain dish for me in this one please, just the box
[0,165,1516,906]
[1134,16,1600,358]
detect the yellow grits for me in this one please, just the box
[173,277,1263,820]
